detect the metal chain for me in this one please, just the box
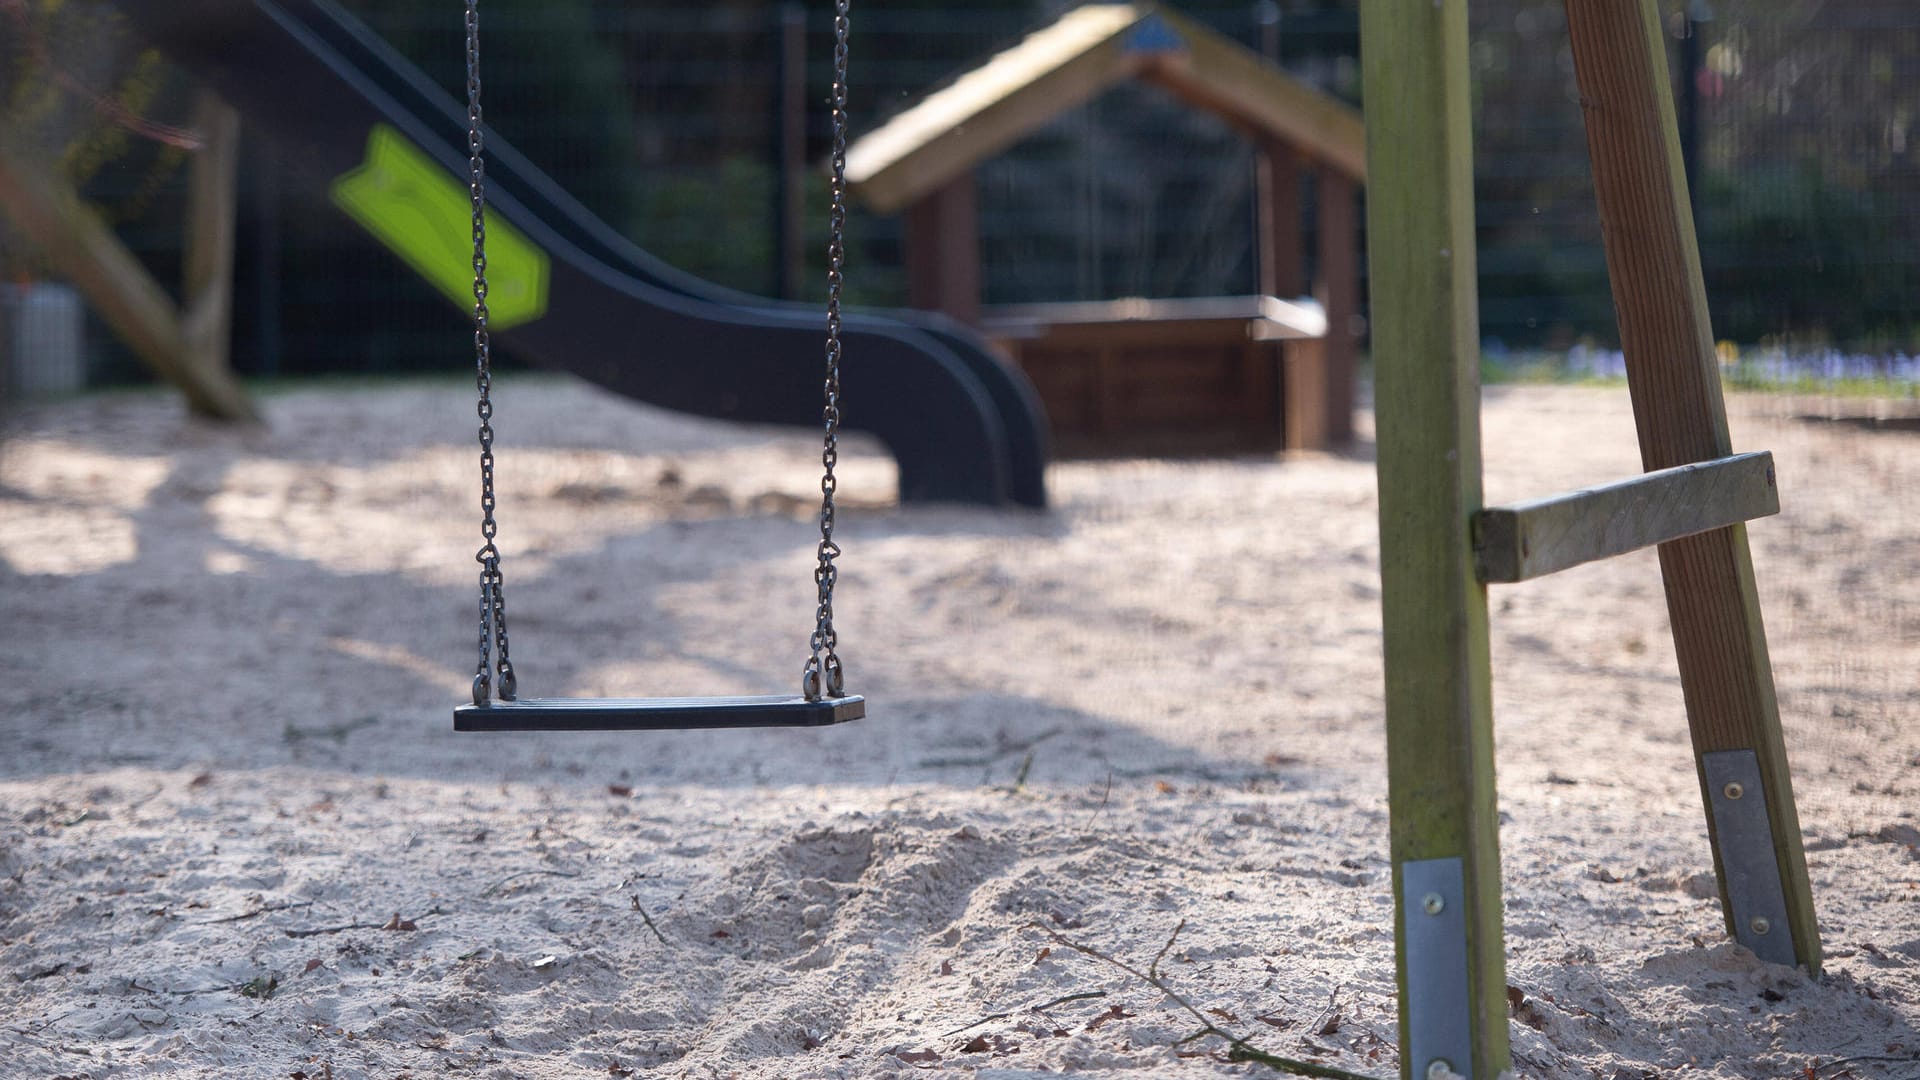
[804,0,852,703]
[462,0,845,705]
[467,0,515,705]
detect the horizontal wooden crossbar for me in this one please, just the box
[1473,451,1778,583]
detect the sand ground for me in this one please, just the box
[0,380,1915,1079]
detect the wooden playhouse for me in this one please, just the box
[845,3,1366,454]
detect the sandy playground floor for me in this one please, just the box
[0,379,1916,1079]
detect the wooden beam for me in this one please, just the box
[1281,337,1328,452]
[845,5,1144,214]
[1315,166,1358,446]
[1474,450,1779,583]
[1565,0,1819,971]
[845,5,1367,214]
[1256,138,1303,298]
[182,92,242,399]
[1360,0,1509,1074]
[0,129,257,421]
[903,174,982,325]
[1139,9,1368,181]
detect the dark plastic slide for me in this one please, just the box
[118,0,1048,507]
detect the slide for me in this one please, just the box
[118,0,1049,507]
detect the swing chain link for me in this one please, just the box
[464,0,846,707]
[804,0,851,703]
[467,0,515,705]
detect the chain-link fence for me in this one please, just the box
[1472,0,1920,360]
[3,1,1915,383]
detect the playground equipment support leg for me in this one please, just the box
[1360,1,1510,1076]
[1563,0,1819,973]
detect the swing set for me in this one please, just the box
[444,2,1819,1077]
[1366,2,1817,1076]
[450,0,864,733]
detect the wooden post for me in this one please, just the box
[903,173,982,325]
[1564,0,1819,972]
[183,92,242,393]
[1256,138,1303,298]
[1360,0,1509,1074]
[1316,165,1357,446]
[1281,338,1328,452]
[0,122,256,421]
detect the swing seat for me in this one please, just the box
[454,694,865,732]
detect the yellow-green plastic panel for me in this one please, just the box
[329,124,549,329]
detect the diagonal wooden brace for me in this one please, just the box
[0,97,255,421]
[1564,0,1819,972]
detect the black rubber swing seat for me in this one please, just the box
[453,694,865,732]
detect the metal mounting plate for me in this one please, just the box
[1402,856,1473,1079]
[1703,749,1797,966]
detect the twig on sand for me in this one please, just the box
[284,922,382,938]
[1304,985,1344,1041]
[126,784,167,811]
[942,990,1110,1037]
[1083,770,1114,829]
[535,817,595,849]
[917,727,1062,770]
[128,980,247,996]
[1010,751,1036,792]
[1025,920,1382,1080]
[1149,918,1184,980]
[203,899,315,924]
[485,869,580,896]
[630,896,670,946]
[7,1008,79,1039]
[1812,1053,1920,1076]
[285,909,425,938]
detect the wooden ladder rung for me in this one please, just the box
[1473,450,1779,584]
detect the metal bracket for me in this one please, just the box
[1703,749,1797,966]
[1402,857,1472,1079]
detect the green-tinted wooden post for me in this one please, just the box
[1563,0,1819,972]
[1360,1,1510,1076]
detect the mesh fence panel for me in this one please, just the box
[3,1,1915,378]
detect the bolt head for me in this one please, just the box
[1722,781,1745,800]
[1421,892,1445,916]
[1426,1059,1458,1080]
[1750,916,1772,936]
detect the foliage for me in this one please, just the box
[1698,166,1914,352]
[0,0,197,281]
[1461,0,1920,353]
[334,0,639,234]
[630,157,778,297]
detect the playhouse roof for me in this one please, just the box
[844,3,1366,214]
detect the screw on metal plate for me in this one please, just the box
[1427,1059,1463,1080]
[1402,857,1472,1077]
[1703,749,1797,966]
